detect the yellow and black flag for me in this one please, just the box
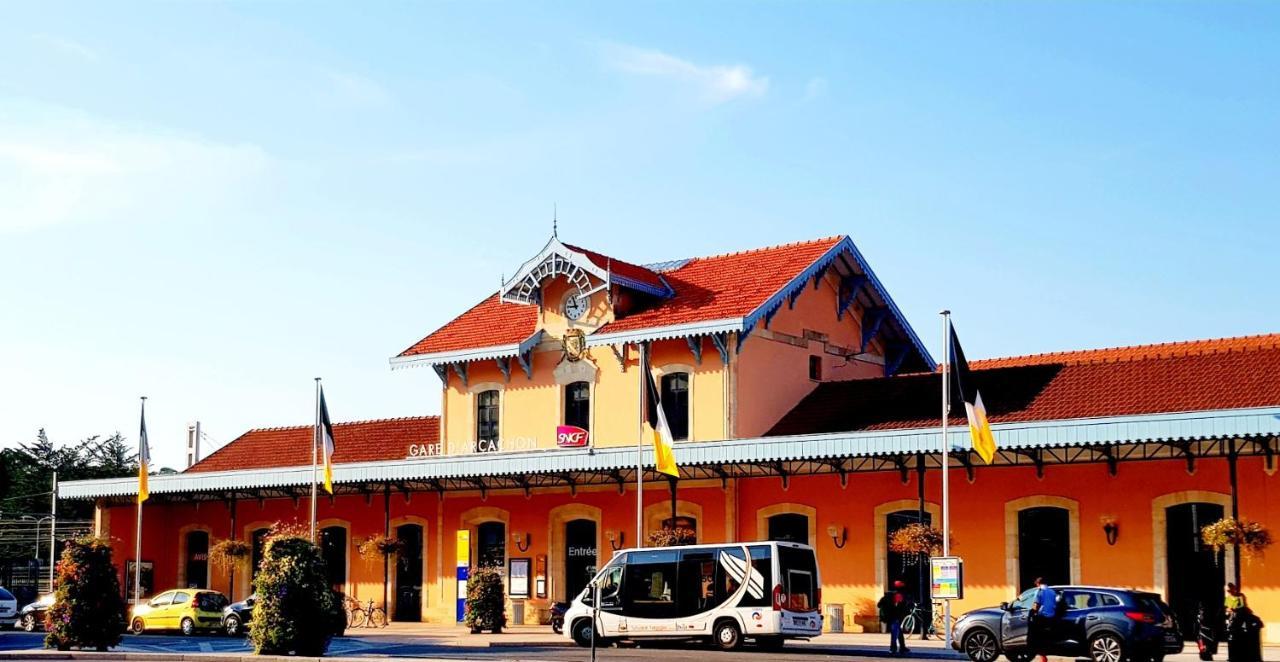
[950,325,997,464]
[643,357,679,478]
[137,399,151,503]
[318,387,336,494]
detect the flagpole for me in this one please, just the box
[940,311,953,649]
[636,343,645,547]
[311,378,321,543]
[134,396,146,606]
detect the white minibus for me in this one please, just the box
[562,541,822,650]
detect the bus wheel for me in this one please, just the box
[756,636,785,650]
[713,620,742,651]
[571,619,597,648]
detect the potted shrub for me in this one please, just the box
[464,566,506,634]
[1202,517,1274,560]
[248,531,337,656]
[888,523,946,565]
[44,536,126,652]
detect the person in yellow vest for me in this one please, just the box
[1225,583,1248,617]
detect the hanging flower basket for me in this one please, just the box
[889,523,946,560]
[1201,518,1273,559]
[209,539,252,572]
[358,535,405,563]
[646,527,696,547]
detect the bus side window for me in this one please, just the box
[676,551,716,617]
[717,548,746,605]
[622,550,680,620]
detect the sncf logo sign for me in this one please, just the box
[556,425,589,448]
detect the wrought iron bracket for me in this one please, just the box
[1165,440,1196,473]
[428,479,445,500]
[686,336,703,365]
[495,357,511,382]
[450,363,469,388]
[710,465,730,490]
[608,469,627,495]
[771,460,790,490]
[1097,444,1119,476]
[558,473,578,496]
[951,451,975,483]
[709,333,731,365]
[893,455,910,484]
[1014,448,1046,479]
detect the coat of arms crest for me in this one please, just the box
[562,329,587,362]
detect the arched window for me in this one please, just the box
[886,509,930,601]
[476,390,500,451]
[394,524,424,622]
[320,526,348,589]
[185,530,209,589]
[767,513,809,543]
[564,381,590,431]
[1166,502,1226,640]
[660,372,690,441]
[1017,507,1070,590]
[476,521,506,569]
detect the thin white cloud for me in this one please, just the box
[804,77,829,102]
[0,102,270,233]
[602,43,768,104]
[321,69,394,109]
[30,33,100,61]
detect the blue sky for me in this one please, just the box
[3,1,1277,468]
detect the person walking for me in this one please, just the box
[1029,577,1059,662]
[879,580,910,656]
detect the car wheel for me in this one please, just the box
[964,629,1001,662]
[131,618,145,635]
[571,619,596,648]
[181,617,196,636]
[224,614,241,637]
[713,619,742,651]
[1089,633,1125,662]
[21,614,37,632]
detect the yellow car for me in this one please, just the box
[129,589,228,636]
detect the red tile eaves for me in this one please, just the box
[185,416,439,473]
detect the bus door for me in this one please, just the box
[675,550,717,633]
[592,562,627,636]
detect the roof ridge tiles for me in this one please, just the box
[676,234,845,265]
[967,332,1280,369]
[242,415,439,434]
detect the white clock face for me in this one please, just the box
[563,292,589,321]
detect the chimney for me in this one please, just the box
[186,421,202,468]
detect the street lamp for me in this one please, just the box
[20,515,54,590]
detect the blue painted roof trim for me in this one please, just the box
[611,272,675,299]
[740,237,936,370]
[59,407,1280,499]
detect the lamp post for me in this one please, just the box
[20,515,54,591]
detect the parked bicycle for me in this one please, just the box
[347,598,388,628]
[902,601,956,639]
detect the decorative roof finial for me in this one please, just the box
[553,203,558,238]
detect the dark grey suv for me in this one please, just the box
[953,586,1183,662]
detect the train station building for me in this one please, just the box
[61,234,1280,641]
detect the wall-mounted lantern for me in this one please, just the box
[1101,517,1119,546]
[606,530,626,551]
[827,524,848,549]
[512,531,531,553]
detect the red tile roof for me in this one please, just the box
[185,416,438,473]
[563,244,670,295]
[769,333,1280,436]
[397,236,844,357]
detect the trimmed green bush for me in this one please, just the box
[464,566,506,633]
[248,532,336,656]
[44,536,126,651]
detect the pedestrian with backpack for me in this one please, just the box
[879,580,911,656]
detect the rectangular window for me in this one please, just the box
[741,545,774,608]
[564,381,590,430]
[476,390,500,451]
[809,355,822,381]
[660,373,690,441]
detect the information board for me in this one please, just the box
[930,556,964,600]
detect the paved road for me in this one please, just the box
[0,630,929,661]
